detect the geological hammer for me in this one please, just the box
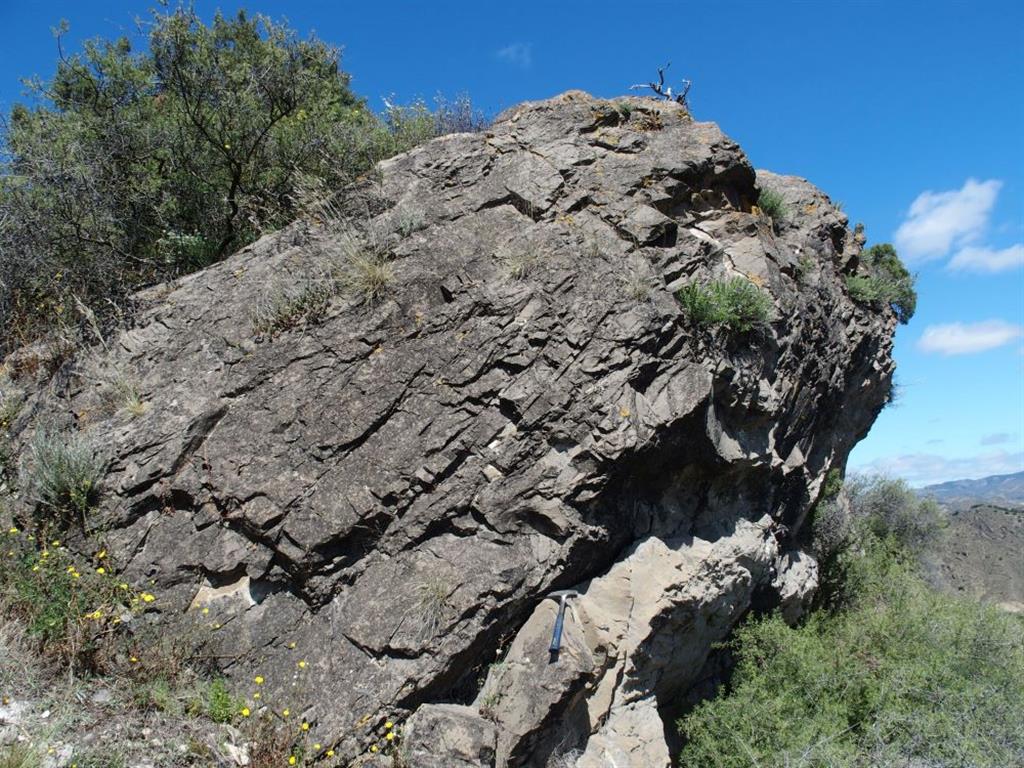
[547,589,580,653]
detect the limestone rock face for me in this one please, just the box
[9,91,896,764]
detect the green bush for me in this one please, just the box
[22,429,105,522]
[678,535,1024,767]
[846,243,916,324]
[0,8,483,353]
[677,277,772,333]
[757,188,787,221]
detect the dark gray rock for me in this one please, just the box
[6,91,897,764]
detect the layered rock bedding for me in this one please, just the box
[5,91,896,766]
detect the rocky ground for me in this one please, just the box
[1,91,898,766]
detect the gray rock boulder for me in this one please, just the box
[6,91,896,764]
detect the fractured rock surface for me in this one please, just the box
[9,91,897,764]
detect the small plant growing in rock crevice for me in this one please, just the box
[22,429,105,524]
[677,277,772,334]
[845,243,916,324]
[757,188,787,223]
[416,574,452,640]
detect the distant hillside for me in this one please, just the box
[921,504,1024,613]
[920,470,1024,507]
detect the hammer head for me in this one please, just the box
[547,589,580,602]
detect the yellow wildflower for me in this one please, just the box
[96,549,106,559]
[140,592,155,603]
[326,750,334,758]
[201,607,209,615]
[288,757,296,766]
[7,527,17,535]
[241,706,251,717]
[385,732,395,741]
[129,656,139,664]
[370,744,379,753]
[282,708,290,718]
[254,675,264,685]
[96,567,106,575]
[301,722,309,731]
[287,642,296,649]
[253,692,261,699]
[313,743,321,751]
[297,660,307,669]
[71,572,80,579]
[385,721,394,729]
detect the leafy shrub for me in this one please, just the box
[846,243,916,324]
[677,277,772,333]
[0,8,483,353]
[22,430,105,522]
[678,535,1024,768]
[757,188,787,221]
[844,474,943,553]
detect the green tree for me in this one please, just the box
[0,7,483,352]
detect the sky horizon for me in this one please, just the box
[1,0,1022,487]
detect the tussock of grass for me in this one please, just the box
[251,231,395,337]
[22,429,105,523]
[757,188,787,222]
[341,252,394,305]
[677,277,772,333]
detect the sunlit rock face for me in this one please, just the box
[12,90,895,766]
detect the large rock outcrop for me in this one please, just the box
[6,91,896,765]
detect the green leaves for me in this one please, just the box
[678,508,1024,767]
[846,243,917,324]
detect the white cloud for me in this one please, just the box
[852,450,1024,487]
[496,43,532,69]
[980,432,1015,446]
[917,320,1022,355]
[947,243,1024,273]
[893,178,1001,263]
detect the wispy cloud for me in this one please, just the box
[980,432,1015,446]
[894,178,1001,263]
[917,320,1023,355]
[852,450,1024,487]
[496,43,532,69]
[947,244,1024,273]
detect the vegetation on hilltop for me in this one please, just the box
[677,476,1023,767]
[0,7,484,353]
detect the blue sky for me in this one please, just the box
[1,0,1022,486]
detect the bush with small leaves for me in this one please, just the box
[678,528,1024,768]
[0,8,485,353]
[677,277,772,334]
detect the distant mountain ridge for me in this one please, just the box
[920,470,1024,506]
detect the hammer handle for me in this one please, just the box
[549,600,567,652]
